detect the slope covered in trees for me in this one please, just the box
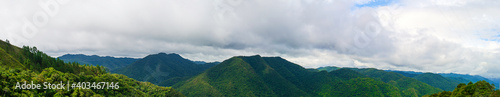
[386,70,498,90]
[0,40,183,96]
[349,68,443,96]
[57,54,139,72]
[116,53,215,86]
[174,55,443,97]
[413,73,461,91]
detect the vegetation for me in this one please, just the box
[174,55,444,97]
[316,66,339,72]
[57,54,139,72]
[413,73,461,91]
[351,68,443,96]
[388,70,499,89]
[116,53,216,86]
[0,40,183,96]
[425,81,500,97]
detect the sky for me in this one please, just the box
[1,0,500,78]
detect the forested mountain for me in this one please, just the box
[348,68,443,96]
[57,54,139,72]
[174,55,443,97]
[425,81,500,97]
[3,37,493,97]
[0,40,183,96]
[386,70,499,90]
[116,53,216,86]
[317,66,340,72]
[413,73,461,91]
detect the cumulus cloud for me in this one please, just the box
[0,0,499,77]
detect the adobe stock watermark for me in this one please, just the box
[213,0,243,22]
[353,11,385,49]
[13,0,71,43]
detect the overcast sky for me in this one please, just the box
[1,0,500,78]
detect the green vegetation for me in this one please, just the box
[174,55,443,97]
[351,68,443,96]
[317,66,339,72]
[116,53,215,86]
[388,70,499,90]
[413,73,460,91]
[57,54,139,72]
[425,81,500,97]
[0,40,183,96]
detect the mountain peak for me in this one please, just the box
[152,52,182,58]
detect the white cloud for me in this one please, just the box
[0,0,499,78]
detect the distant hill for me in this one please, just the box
[175,55,443,97]
[413,73,461,91]
[349,68,443,96]
[58,54,139,72]
[116,53,216,86]
[317,66,340,72]
[385,70,498,90]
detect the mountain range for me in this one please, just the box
[172,55,444,96]
[0,40,183,96]
[385,70,499,90]
[115,53,217,86]
[52,47,499,96]
[57,54,139,72]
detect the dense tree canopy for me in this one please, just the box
[425,81,500,97]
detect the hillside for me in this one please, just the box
[58,54,139,72]
[413,73,461,91]
[317,66,340,72]
[175,55,443,97]
[425,81,500,97]
[348,68,443,96]
[0,40,183,96]
[116,53,214,86]
[386,70,498,90]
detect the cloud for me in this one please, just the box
[0,0,499,78]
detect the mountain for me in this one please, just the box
[0,40,183,96]
[116,53,215,86]
[386,70,498,90]
[425,81,500,97]
[439,73,494,83]
[175,55,442,97]
[57,54,139,72]
[413,73,461,91]
[349,68,443,96]
[317,66,340,72]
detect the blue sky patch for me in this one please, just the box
[355,0,396,8]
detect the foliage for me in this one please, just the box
[317,66,339,72]
[413,73,460,91]
[425,81,500,97]
[175,55,445,97]
[0,40,184,97]
[116,53,216,86]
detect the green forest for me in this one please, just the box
[0,40,183,96]
[425,81,500,97]
[173,55,442,97]
[3,39,500,97]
